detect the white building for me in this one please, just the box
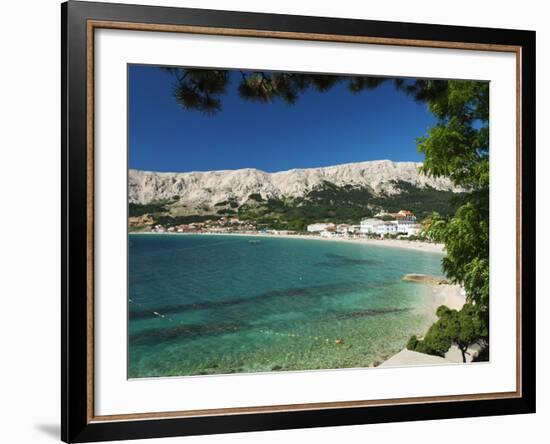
[307,223,335,233]
[403,224,422,236]
[360,218,384,234]
[396,219,422,236]
[267,229,296,235]
[397,221,415,233]
[359,210,422,237]
[153,224,166,233]
[336,224,353,234]
[376,222,399,235]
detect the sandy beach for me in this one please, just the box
[379,278,467,368]
[270,233,444,254]
[429,282,466,311]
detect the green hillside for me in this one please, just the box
[130,180,463,232]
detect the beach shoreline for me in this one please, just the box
[429,282,466,312]
[130,231,445,254]
[379,280,466,368]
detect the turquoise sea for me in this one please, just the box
[128,234,444,378]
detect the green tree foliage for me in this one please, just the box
[407,304,488,362]
[411,81,490,356]
[163,68,229,114]
[164,68,450,115]
[417,81,490,332]
[232,181,460,231]
[428,203,489,309]
[370,180,463,220]
[129,199,174,217]
[152,214,220,226]
[248,193,264,202]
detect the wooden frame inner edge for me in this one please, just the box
[85,19,523,423]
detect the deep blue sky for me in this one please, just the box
[128,65,436,173]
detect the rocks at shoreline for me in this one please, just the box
[402,273,449,285]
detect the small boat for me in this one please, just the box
[248,240,261,245]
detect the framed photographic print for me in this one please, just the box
[61,1,536,442]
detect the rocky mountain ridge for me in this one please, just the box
[129,160,460,212]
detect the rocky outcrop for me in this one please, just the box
[402,274,450,285]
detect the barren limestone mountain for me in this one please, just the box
[129,160,460,215]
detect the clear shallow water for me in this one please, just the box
[128,234,444,378]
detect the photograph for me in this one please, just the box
[127,65,490,378]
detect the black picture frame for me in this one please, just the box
[61,1,536,442]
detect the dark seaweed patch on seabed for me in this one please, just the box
[129,307,414,346]
[129,281,379,320]
[129,322,243,345]
[327,307,412,321]
[315,252,383,268]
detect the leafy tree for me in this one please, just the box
[407,304,488,362]
[416,80,490,335]
[454,304,489,361]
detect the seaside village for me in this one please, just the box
[151,209,423,240]
[307,210,421,239]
